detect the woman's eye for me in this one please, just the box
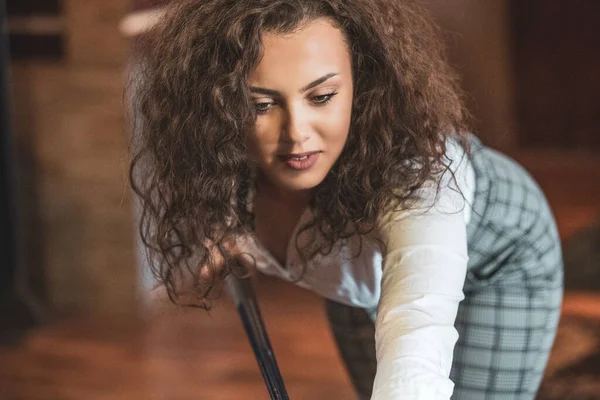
[311,92,338,105]
[254,101,274,115]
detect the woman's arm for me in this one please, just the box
[371,146,471,399]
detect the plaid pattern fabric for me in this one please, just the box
[325,135,564,400]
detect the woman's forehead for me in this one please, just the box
[250,19,351,87]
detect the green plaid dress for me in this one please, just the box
[325,135,564,399]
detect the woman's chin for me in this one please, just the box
[270,172,326,194]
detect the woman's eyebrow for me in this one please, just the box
[299,72,339,92]
[250,87,279,97]
[250,72,339,96]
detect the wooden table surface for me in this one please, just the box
[2,274,600,400]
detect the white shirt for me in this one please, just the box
[237,139,475,399]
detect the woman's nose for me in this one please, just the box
[280,106,311,144]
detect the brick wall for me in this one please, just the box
[11,0,138,315]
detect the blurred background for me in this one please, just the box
[1,0,598,399]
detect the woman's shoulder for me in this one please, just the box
[377,134,476,232]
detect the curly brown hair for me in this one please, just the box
[129,0,470,308]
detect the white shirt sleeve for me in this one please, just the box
[371,142,471,399]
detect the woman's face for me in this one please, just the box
[247,18,354,194]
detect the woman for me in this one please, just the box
[129,1,563,398]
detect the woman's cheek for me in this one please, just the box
[324,105,352,143]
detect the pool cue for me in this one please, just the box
[226,273,290,400]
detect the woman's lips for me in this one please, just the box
[278,151,321,170]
